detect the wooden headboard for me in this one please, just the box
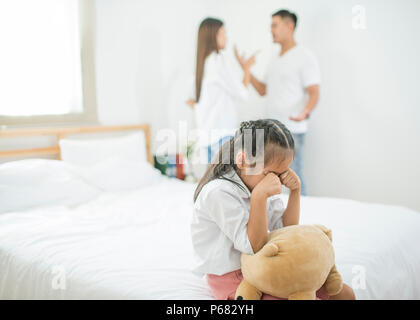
[0,124,153,164]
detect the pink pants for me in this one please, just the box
[206,269,329,300]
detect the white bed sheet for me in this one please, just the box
[0,179,419,300]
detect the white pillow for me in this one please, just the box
[0,159,101,214]
[67,157,164,192]
[59,131,147,166]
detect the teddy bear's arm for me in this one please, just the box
[288,291,316,300]
[235,279,262,300]
[323,265,343,296]
[259,242,280,257]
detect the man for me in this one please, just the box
[235,9,320,195]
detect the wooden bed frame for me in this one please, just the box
[0,124,153,164]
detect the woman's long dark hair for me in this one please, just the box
[193,119,295,202]
[195,17,223,102]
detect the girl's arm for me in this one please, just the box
[248,173,282,253]
[281,189,300,226]
[280,169,301,226]
[247,191,268,253]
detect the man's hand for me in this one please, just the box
[234,46,258,70]
[290,84,319,121]
[244,54,256,70]
[252,172,282,199]
[234,46,245,68]
[280,168,301,191]
[289,110,310,122]
[186,99,195,109]
[234,45,266,96]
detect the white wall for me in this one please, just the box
[1,0,418,211]
[95,0,214,137]
[95,0,420,211]
[207,0,420,210]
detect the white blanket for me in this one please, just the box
[0,179,419,299]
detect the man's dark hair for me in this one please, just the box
[272,9,298,29]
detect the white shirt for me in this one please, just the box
[264,45,321,134]
[190,170,286,276]
[195,51,248,147]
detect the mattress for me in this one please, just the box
[0,178,419,299]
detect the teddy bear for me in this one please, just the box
[235,224,343,300]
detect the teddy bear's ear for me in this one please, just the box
[259,242,280,257]
[313,224,332,241]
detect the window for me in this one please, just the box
[0,0,97,125]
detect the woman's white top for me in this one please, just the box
[190,170,286,276]
[194,51,248,147]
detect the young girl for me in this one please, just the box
[190,119,355,300]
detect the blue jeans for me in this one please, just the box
[290,133,306,195]
[207,136,233,164]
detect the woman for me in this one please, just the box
[187,18,255,163]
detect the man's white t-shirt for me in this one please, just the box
[264,45,321,134]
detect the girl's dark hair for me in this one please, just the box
[193,119,295,202]
[195,17,224,102]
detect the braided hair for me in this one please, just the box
[193,119,295,202]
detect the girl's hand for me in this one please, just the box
[252,172,282,199]
[280,169,301,191]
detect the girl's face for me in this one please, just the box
[238,153,294,192]
[216,26,226,50]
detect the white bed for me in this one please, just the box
[0,176,212,299]
[1,173,420,299]
[1,126,420,300]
